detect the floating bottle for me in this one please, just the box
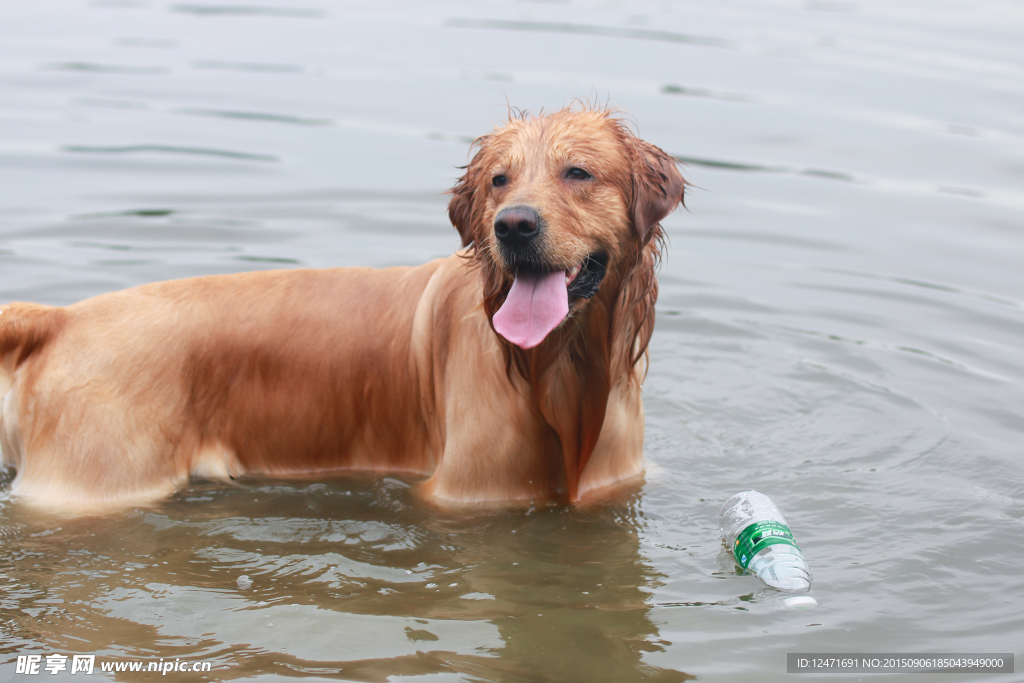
[719,490,811,592]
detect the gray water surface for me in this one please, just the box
[2,1,1023,681]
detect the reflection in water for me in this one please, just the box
[0,480,691,681]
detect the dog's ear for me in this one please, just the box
[631,139,685,244]
[447,136,492,247]
[447,173,477,248]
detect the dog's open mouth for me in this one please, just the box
[492,253,608,349]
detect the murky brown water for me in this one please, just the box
[2,1,1023,681]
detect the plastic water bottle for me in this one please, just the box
[719,490,811,592]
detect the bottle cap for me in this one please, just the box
[784,595,817,610]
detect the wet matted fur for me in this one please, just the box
[0,107,685,513]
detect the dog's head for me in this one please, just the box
[447,107,686,500]
[448,108,685,353]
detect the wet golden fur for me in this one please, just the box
[0,108,685,513]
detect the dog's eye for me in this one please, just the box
[492,175,508,188]
[566,167,592,181]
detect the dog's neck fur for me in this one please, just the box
[485,240,657,501]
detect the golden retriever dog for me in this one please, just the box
[0,107,685,513]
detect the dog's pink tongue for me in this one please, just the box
[493,270,569,349]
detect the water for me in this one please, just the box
[2,1,1023,680]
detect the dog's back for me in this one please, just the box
[0,264,449,511]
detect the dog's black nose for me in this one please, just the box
[494,206,541,247]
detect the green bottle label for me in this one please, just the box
[733,520,799,569]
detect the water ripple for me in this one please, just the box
[61,144,277,162]
[444,18,733,49]
[662,85,755,102]
[171,4,325,17]
[674,155,1024,209]
[192,60,304,73]
[815,267,1024,310]
[174,107,333,126]
[765,321,1012,382]
[674,155,858,183]
[40,62,168,75]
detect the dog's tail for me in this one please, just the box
[0,303,62,394]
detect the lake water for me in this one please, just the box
[2,1,1023,681]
